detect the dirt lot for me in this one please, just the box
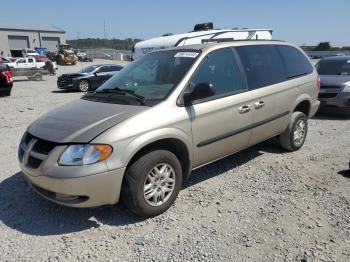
[0,59,349,262]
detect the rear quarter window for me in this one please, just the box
[235,45,286,90]
[277,45,313,78]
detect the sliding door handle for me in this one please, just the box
[254,101,265,109]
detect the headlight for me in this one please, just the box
[58,144,113,166]
[343,85,350,92]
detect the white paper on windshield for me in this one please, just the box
[347,60,350,63]
[174,52,199,58]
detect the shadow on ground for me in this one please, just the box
[313,111,350,120]
[0,140,283,236]
[338,169,350,178]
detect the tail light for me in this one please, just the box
[1,71,13,85]
[316,75,321,89]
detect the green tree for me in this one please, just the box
[313,42,331,51]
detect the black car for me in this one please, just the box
[0,64,13,96]
[57,64,123,92]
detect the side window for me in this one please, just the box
[28,58,34,63]
[190,48,245,98]
[98,66,110,73]
[277,45,313,78]
[18,59,26,63]
[236,45,286,90]
[110,65,122,71]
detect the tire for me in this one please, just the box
[121,150,183,217]
[279,111,308,151]
[78,79,90,92]
[34,73,42,81]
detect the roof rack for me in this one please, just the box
[201,39,284,44]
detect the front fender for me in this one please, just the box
[104,127,193,171]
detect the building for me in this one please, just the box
[0,23,66,57]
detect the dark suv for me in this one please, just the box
[57,64,123,92]
[0,64,13,96]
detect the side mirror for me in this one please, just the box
[93,72,98,77]
[183,82,215,105]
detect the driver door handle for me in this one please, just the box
[254,101,265,109]
[238,105,251,114]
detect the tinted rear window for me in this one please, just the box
[236,45,286,90]
[277,45,313,78]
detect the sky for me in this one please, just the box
[1,0,349,46]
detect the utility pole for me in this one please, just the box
[104,20,107,40]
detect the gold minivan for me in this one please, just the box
[18,40,320,217]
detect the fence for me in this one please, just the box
[84,49,132,61]
[305,50,350,58]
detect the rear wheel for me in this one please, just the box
[78,79,90,92]
[279,111,308,151]
[34,73,42,81]
[121,150,182,217]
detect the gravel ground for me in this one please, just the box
[0,59,349,262]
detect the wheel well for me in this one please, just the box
[294,100,310,117]
[127,138,191,180]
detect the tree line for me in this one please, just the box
[302,42,350,51]
[67,38,142,50]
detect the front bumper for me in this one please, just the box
[23,168,126,208]
[18,132,126,207]
[57,80,76,90]
[318,91,350,108]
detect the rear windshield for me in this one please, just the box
[316,59,350,75]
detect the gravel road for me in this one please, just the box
[0,59,349,262]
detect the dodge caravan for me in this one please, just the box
[18,40,320,217]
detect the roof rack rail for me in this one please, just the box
[201,39,284,44]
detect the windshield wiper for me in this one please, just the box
[95,87,146,105]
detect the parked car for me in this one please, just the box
[22,48,39,57]
[18,40,319,217]
[315,56,350,113]
[6,57,57,70]
[0,64,13,96]
[57,64,123,91]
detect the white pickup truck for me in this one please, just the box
[6,57,57,70]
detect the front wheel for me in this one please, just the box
[78,79,90,92]
[279,111,308,151]
[121,150,182,217]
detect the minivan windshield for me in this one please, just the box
[316,59,350,76]
[95,50,199,103]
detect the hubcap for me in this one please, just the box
[143,163,176,207]
[79,81,89,91]
[293,119,306,146]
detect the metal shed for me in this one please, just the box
[0,23,66,57]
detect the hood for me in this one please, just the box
[28,99,147,143]
[59,73,87,79]
[320,75,350,86]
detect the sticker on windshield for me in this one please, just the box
[174,52,199,58]
[347,60,350,63]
